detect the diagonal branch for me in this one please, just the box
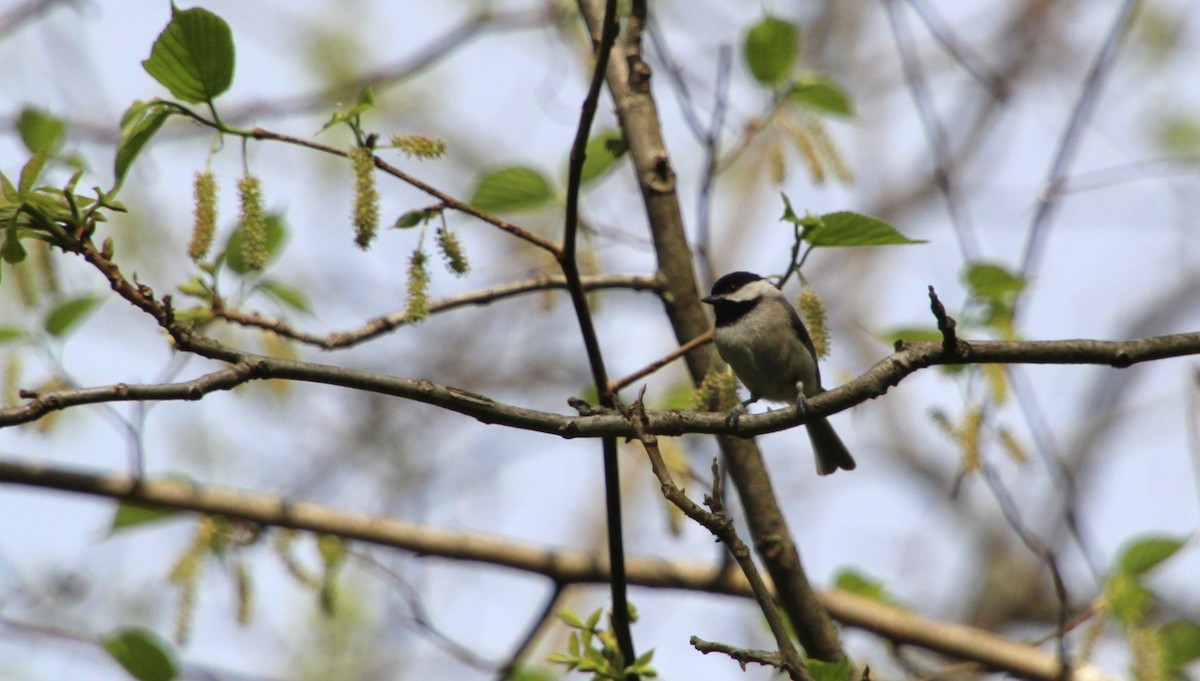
[214,273,662,350]
[0,457,1113,681]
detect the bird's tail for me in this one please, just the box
[806,417,856,476]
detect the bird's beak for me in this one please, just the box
[701,295,716,305]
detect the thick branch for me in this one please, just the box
[0,457,1114,681]
[5,334,1199,438]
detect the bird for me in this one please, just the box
[701,271,856,475]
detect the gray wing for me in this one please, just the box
[786,301,823,390]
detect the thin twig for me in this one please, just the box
[214,274,662,350]
[884,0,980,261]
[607,331,712,394]
[561,0,635,668]
[621,393,807,679]
[247,128,562,255]
[1018,0,1142,281]
[978,462,1071,680]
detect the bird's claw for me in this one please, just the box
[724,403,748,429]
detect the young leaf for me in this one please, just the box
[469,166,554,213]
[258,279,312,313]
[101,627,179,681]
[805,656,852,681]
[579,128,627,185]
[18,145,51,198]
[44,295,102,337]
[744,16,799,86]
[787,74,855,117]
[2,226,26,264]
[0,326,27,344]
[1115,534,1187,577]
[1105,571,1153,626]
[225,213,286,275]
[880,326,944,344]
[318,86,375,133]
[17,107,67,154]
[1,171,17,202]
[114,100,174,189]
[1160,619,1200,671]
[558,608,585,629]
[142,6,236,104]
[393,208,430,229]
[109,501,183,534]
[806,211,926,246]
[964,262,1026,301]
[835,569,891,603]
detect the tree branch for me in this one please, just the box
[0,457,1115,681]
[214,273,662,350]
[6,330,1199,439]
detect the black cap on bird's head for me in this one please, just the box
[702,271,764,303]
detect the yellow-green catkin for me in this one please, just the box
[781,117,823,184]
[34,240,59,297]
[435,226,469,276]
[189,171,218,261]
[391,133,447,160]
[406,248,430,322]
[693,363,740,412]
[237,175,267,271]
[797,288,830,357]
[4,354,20,407]
[349,148,379,250]
[997,426,1030,464]
[168,516,219,644]
[234,558,253,625]
[273,528,319,588]
[805,116,853,184]
[960,405,983,473]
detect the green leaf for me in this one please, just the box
[101,627,179,681]
[744,16,799,86]
[787,74,855,117]
[469,166,554,213]
[1,172,17,202]
[109,501,183,534]
[880,326,944,344]
[1115,534,1187,577]
[44,295,102,337]
[19,145,51,198]
[504,667,558,681]
[0,326,27,344]
[1160,619,1200,671]
[2,226,26,264]
[257,279,312,313]
[392,208,432,229]
[141,6,235,104]
[318,86,375,133]
[805,656,853,681]
[834,569,890,603]
[964,262,1026,302]
[1105,571,1154,627]
[580,128,627,185]
[17,107,67,154]
[557,608,585,629]
[805,211,926,247]
[225,213,286,274]
[114,100,174,189]
[1156,114,1200,154]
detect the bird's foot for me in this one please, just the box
[724,402,748,429]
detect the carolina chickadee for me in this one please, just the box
[701,271,856,475]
